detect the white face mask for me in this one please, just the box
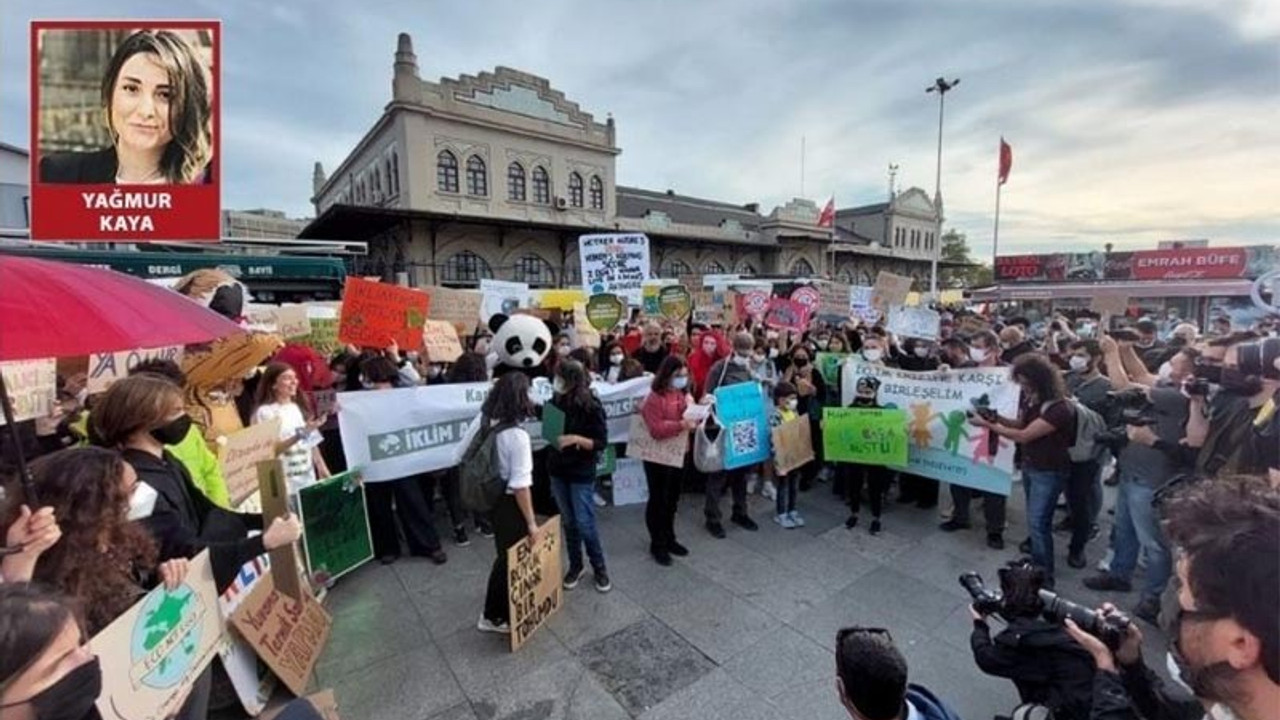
[817,340,830,350]
[732,353,750,366]
[1069,355,1090,372]
[672,376,689,390]
[610,353,624,365]
[768,348,779,359]
[1158,362,1174,382]
[863,349,883,362]
[970,347,988,362]
[127,482,159,521]
[913,346,929,358]
[427,365,443,378]
[785,398,799,411]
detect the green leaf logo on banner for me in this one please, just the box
[658,285,692,320]
[405,307,426,329]
[586,294,625,331]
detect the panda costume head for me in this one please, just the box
[489,313,560,378]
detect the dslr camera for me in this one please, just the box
[966,394,999,422]
[959,572,1132,650]
[1093,388,1156,452]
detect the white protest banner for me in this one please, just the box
[849,286,880,324]
[886,305,942,341]
[218,418,282,508]
[338,377,651,483]
[841,362,1021,495]
[480,279,530,322]
[624,414,688,468]
[92,551,224,720]
[579,233,651,305]
[86,346,183,395]
[0,359,56,425]
[217,556,273,716]
[612,458,648,506]
[422,320,464,363]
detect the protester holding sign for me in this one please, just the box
[782,346,826,490]
[703,332,763,537]
[546,360,611,592]
[768,382,806,529]
[251,362,331,496]
[836,377,894,535]
[639,356,696,566]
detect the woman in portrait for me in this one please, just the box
[40,29,213,185]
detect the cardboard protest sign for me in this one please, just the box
[714,382,771,469]
[337,277,430,349]
[870,271,913,311]
[815,352,849,388]
[309,388,337,419]
[86,346,183,395]
[595,445,617,477]
[658,284,693,320]
[822,408,909,466]
[92,551,224,720]
[422,320,464,363]
[736,288,770,320]
[0,358,56,425]
[246,305,311,339]
[691,289,723,325]
[957,315,991,335]
[841,362,1021,495]
[886,305,942,341]
[624,414,688,468]
[771,416,815,476]
[764,297,812,332]
[849,286,880,324]
[229,572,333,696]
[533,288,586,312]
[579,233,651,305]
[257,459,304,601]
[508,516,563,651]
[425,286,484,330]
[298,470,374,586]
[217,555,272,717]
[300,317,342,357]
[586,294,626,331]
[818,281,852,321]
[480,279,530,322]
[572,302,602,349]
[1090,294,1129,315]
[612,458,648,506]
[218,418,282,508]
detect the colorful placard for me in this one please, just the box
[586,293,625,331]
[579,233,651,305]
[298,470,374,586]
[658,284,693,320]
[714,381,771,470]
[822,407,909,465]
[337,277,430,349]
[764,297,812,332]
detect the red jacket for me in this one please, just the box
[688,331,728,399]
[641,388,689,440]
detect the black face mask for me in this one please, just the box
[10,657,103,720]
[1219,368,1263,396]
[794,358,809,367]
[150,414,193,446]
[1194,363,1224,384]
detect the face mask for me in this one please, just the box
[732,353,750,367]
[817,340,830,350]
[150,414,192,446]
[913,346,929,358]
[785,398,799,412]
[1195,363,1223,384]
[1158,362,1174,382]
[556,345,571,357]
[672,376,689,390]
[427,365,442,379]
[970,347,987,362]
[553,378,567,394]
[794,357,809,367]
[127,481,159,521]
[1069,355,1090,372]
[863,349,883,362]
[11,656,103,720]
[610,353,624,365]
[1219,368,1263,395]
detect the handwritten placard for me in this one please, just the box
[579,233,651,305]
[870,271,913,311]
[229,572,333,696]
[298,471,374,586]
[337,277,430,349]
[764,297,812,332]
[612,457,648,506]
[508,516,563,652]
[422,320,464,363]
[480,279,530,322]
[772,416,815,476]
[822,407,909,466]
[0,359,57,425]
[300,318,341,357]
[818,281,852,321]
[625,413,688,468]
[246,305,311,339]
[572,302,601,349]
[86,346,183,395]
[218,418,282,507]
[886,305,942,341]
[426,286,484,331]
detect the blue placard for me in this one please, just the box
[714,381,771,470]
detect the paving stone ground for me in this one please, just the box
[309,478,1172,720]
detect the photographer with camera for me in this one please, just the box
[1065,475,1279,720]
[1085,337,1194,625]
[966,560,1098,720]
[1188,335,1279,477]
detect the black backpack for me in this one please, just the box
[459,418,517,512]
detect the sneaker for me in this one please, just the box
[775,513,797,529]
[563,567,584,590]
[746,475,759,494]
[476,522,495,539]
[477,617,510,634]
[1097,548,1114,573]
[986,533,1005,550]
[594,570,612,593]
[652,549,673,566]
[788,511,805,527]
[762,481,777,500]
[1089,524,1101,541]
[845,515,859,530]
[1067,551,1087,569]
[731,514,759,531]
[427,549,448,565]
[1133,597,1161,626]
[869,519,882,535]
[1083,574,1133,592]
[939,519,971,532]
[593,492,608,507]
[706,520,726,539]
[669,540,689,557]
[453,526,471,547]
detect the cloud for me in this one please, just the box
[1,0,1275,251]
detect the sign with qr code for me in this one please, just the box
[714,382,771,469]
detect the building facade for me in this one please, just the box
[0,143,29,231]
[830,188,943,287]
[301,33,943,291]
[222,208,312,239]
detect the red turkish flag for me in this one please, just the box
[818,196,835,228]
[998,138,1013,185]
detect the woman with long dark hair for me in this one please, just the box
[546,360,611,592]
[251,362,330,495]
[638,355,696,566]
[970,354,1076,582]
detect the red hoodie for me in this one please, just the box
[688,330,728,399]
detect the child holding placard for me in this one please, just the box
[839,376,892,535]
[769,382,805,529]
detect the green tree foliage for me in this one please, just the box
[939,229,994,288]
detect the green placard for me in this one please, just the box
[542,402,566,447]
[815,352,849,388]
[586,294,625,331]
[297,469,374,584]
[596,445,617,477]
[658,285,693,320]
[822,407,909,466]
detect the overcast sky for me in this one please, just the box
[3,0,1277,256]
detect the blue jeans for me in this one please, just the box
[1110,472,1172,603]
[550,475,607,574]
[1023,468,1069,578]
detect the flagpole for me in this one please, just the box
[992,172,1002,271]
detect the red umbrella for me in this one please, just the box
[0,255,244,506]
[0,254,243,361]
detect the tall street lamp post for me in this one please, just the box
[926,76,959,296]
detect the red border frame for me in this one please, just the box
[29,19,222,241]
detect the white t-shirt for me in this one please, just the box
[253,402,318,494]
[455,416,534,494]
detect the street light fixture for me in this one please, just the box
[926,77,959,296]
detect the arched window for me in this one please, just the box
[790,258,815,277]
[532,166,550,204]
[589,176,604,210]
[736,262,757,277]
[664,259,692,277]
[436,150,459,193]
[513,254,556,287]
[384,159,393,197]
[373,169,382,198]
[568,172,584,208]
[441,250,492,285]
[391,152,400,194]
[837,269,855,284]
[466,155,487,196]
[703,260,726,274]
[507,162,526,202]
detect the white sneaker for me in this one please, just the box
[746,475,760,494]
[788,511,805,527]
[593,492,607,507]
[762,481,777,500]
[1097,547,1114,573]
[477,617,510,635]
[774,513,797,529]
